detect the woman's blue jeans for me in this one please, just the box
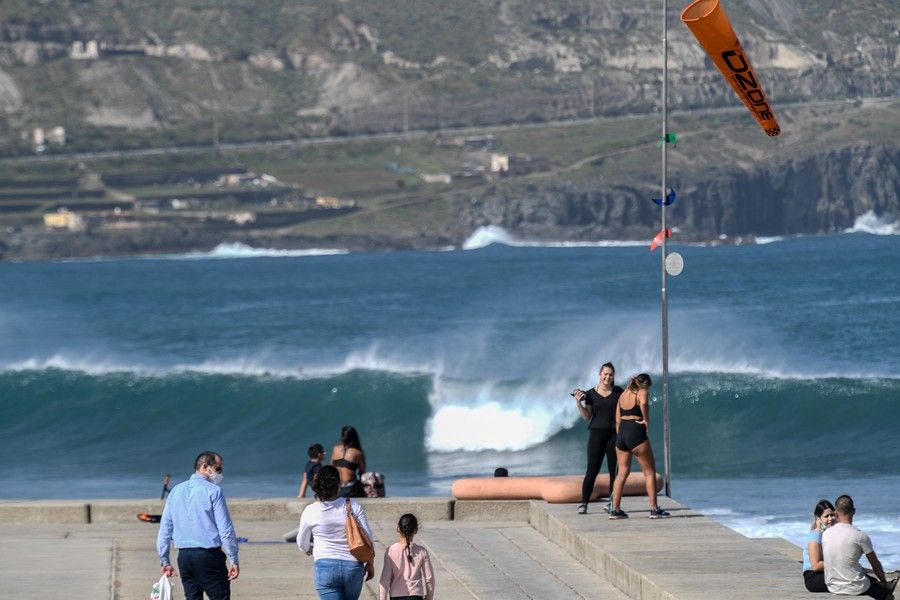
[313,558,365,600]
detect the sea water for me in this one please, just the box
[0,231,897,567]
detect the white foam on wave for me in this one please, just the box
[754,236,784,245]
[461,225,643,250]
[4,306,897,381]
[426,377,578,452]
[2,354,150,376]
[844,210,899,235]
[158,242,349,260]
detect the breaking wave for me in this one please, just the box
[461,225,643,250]
[159,242,349,260]
[844,211,899,235]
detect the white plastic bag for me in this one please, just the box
[150,574,172,600]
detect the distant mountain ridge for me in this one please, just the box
[0,1,897,152]
[0,1,897,259]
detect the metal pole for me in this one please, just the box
[661,0,672,498]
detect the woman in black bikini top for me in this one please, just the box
[331,425,366,498]
[608,373,670,520]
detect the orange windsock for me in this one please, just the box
[681,0,780,137]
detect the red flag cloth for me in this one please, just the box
[650,228,671,251]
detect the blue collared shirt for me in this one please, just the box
[157,474,239,566]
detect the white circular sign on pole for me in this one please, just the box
[665,252,684,276]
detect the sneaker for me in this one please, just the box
[608,508,629,520]
[602,504,610,514]
[577,504,587,515]
[649,507,671,519]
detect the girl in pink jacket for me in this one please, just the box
[378,513,435,600]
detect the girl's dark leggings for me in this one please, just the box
[581,427,617,505]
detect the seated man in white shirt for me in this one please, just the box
[823,495,896,600]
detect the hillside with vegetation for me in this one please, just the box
[0,1,897,259]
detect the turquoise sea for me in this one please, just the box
[0,229,897,567]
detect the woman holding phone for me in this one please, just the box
[573,362,622,515]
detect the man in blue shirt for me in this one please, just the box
[157,451,240,600]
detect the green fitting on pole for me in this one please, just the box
[658,132,677,147]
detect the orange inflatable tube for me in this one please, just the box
[681,0,780,137]
[451,473,663,503]
[451,476,549,500]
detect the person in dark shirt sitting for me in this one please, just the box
[298,443,325,498]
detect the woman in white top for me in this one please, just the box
[298,465,375,600]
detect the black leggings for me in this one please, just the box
[581,428,617,504]
[803,569,828,593]
[860,576,891,600]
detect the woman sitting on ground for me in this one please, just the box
[332,425,366,498]
[802,499,835,593]
[297,465,375,599]
[609,373,669,520]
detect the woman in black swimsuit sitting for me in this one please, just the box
[331,425,367,498]
[609,373,669,520]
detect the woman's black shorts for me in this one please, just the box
[616,420,648,451]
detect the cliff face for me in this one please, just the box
[458,143,900,240]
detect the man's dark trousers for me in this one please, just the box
[177,547,230,600]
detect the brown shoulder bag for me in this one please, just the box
[345,498,375,563]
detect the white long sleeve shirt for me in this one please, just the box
[297,498,375,562]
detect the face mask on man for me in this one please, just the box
[207,466,224,486]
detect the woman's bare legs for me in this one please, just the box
[631,440,658,509]
[610,448,632,511]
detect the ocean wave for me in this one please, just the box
[754,236,784,245]
[426,376,577,452]
[461,225,644,250]
[2,365,898,467]
[2,354,151,376]
[157,242,349,260]
[2,344,896,383]
[844,211,899,235]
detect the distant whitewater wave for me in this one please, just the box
[159,242,349,260]
[461,225,643,250]
[845,211,899,235]
[754,236,784,245]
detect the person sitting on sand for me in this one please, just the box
[608,373,669,520]
[332,425,366,498]
[299,443,325,498]
[823,495,896,599]
[802,499,836,592]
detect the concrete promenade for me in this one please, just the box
[0,495,842,599]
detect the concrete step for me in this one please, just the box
[529,497,816,600]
